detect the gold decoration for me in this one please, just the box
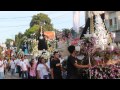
[90,12,94,34]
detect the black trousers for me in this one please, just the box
[54,75,62,79]
[29,76,36,79]
[17,66,21,77]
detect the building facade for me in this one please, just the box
[105,11,120,42]
[85,11,120,42]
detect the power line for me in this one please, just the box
[0,12,71,21]
[0,19,72,28]
[0,16,32,19]
[0,25,28,28]
[51,12,72,19]
[0,12,73,28]
[0,11,66,20]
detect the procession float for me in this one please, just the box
[59,11,120,79]
[76,11,120,79]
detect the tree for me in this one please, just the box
[62,28,71,38]
[15,13,55,52]
[24,13,54,38]
[5,39,14,49]
[24,25,39,38]
[30,13,53,31]
[15,32,25,51]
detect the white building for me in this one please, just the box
[85,11,120,42]
[105,11,120,42]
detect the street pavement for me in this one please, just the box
[5,71,20,79]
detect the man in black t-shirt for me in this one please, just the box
[67,45,90,79]
[50,51,62,79]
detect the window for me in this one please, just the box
[109,19,112,26]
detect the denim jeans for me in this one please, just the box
[17,66,21,77]
[29,76,36,79]
[11,69,15,76]
[0,72,4,79]
[43,75,49,79]
[21,71,28,79]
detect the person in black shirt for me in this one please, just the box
[50,51,62,79]
[67,45,90,79]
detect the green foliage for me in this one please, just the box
[62,28,71,33]
[24,25,39,38]
[15,13,54,52]
[30,13,53,31]
[5,39,14,49]
[62,28,71,38]
[15,32,25,51]
[24,13,54,38]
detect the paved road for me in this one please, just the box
[5,71,20,79]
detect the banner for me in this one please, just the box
[73,11,80,33]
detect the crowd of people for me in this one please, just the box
[1,45,120,79]
[0,45,90,79]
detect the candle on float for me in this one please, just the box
[111,32,116,39]
[110,45,114,51]
[101,45,105,51]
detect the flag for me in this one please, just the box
[73,11,80,33]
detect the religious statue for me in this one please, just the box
[38,28,48,50]
[18,49,24,57]
[32,39,39,57]
[23,42,28,55]
[80,11,112,46]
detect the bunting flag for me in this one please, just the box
[73,11,80,33]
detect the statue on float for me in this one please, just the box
[32,39,39,57]
[17,49,24,57]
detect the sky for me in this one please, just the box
[0,11,85,43]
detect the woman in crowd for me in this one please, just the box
[37,57,50,79]
[29,59,37,79]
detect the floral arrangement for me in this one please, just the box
[79,35,120,65]
[80,36,97,55]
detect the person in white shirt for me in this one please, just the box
[10,57,16,76]
[24,55,29,66]
[0,58,5,79]
[37,57,49,79]
[20,57,28,79]
[24,55,30,78]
